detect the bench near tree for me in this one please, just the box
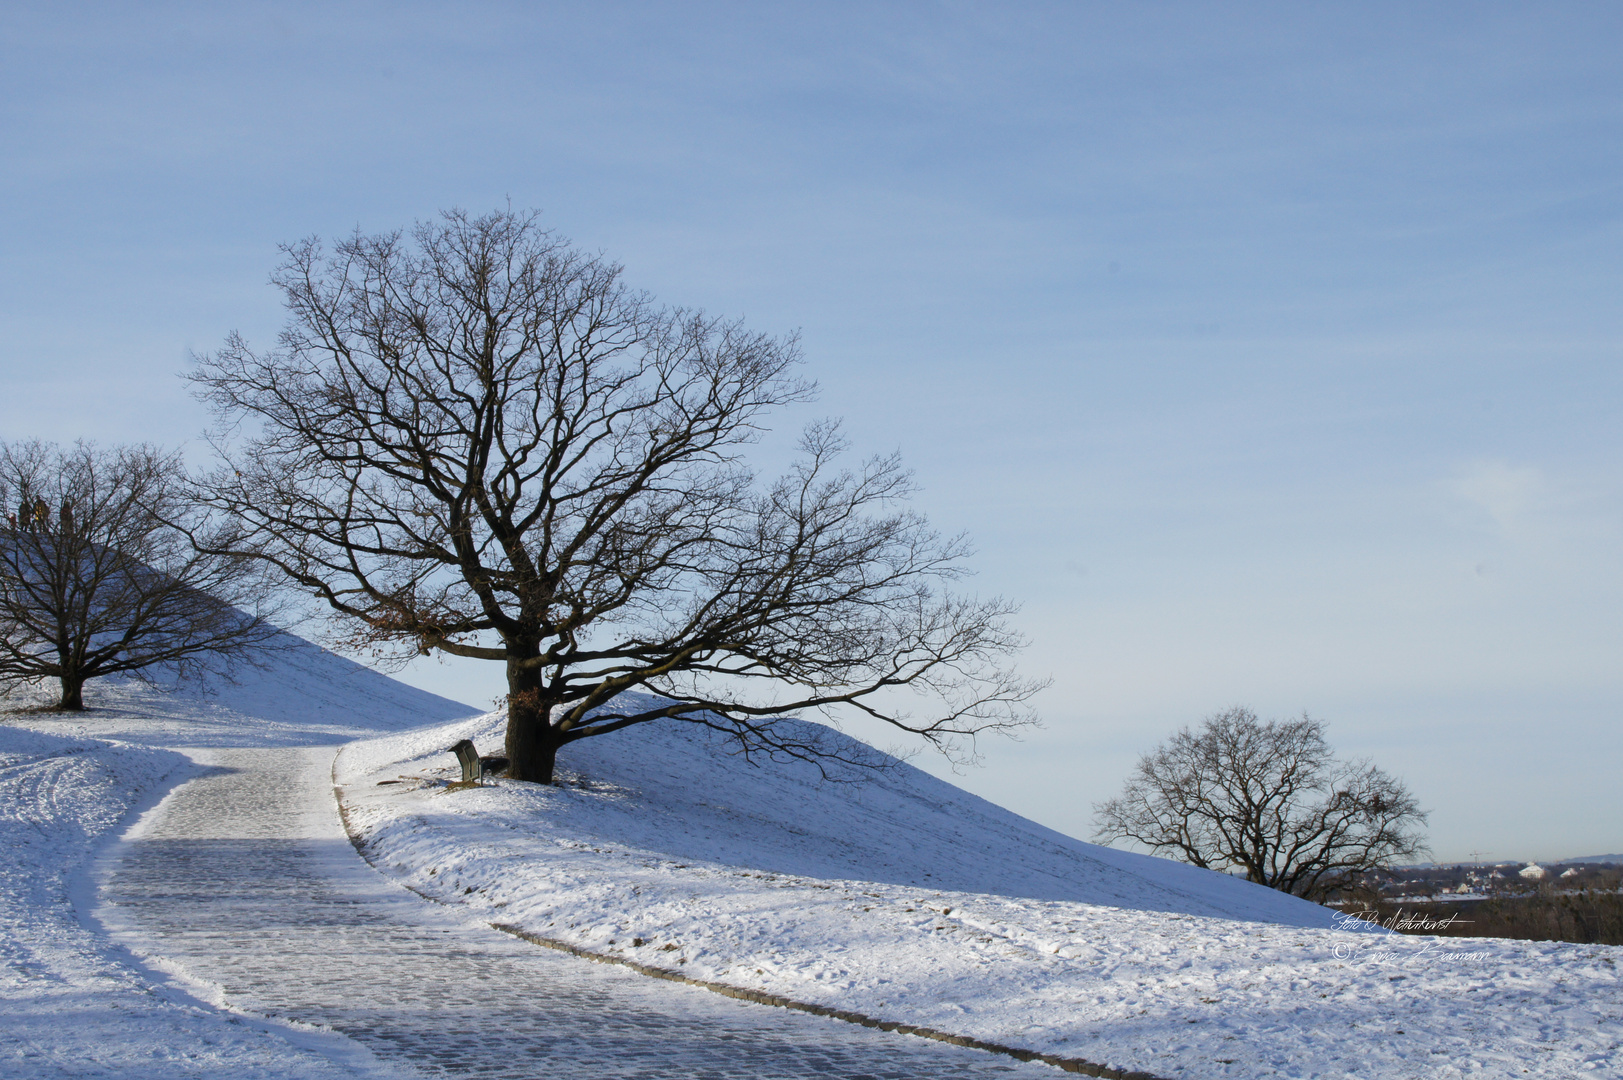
[188,208,1043,783]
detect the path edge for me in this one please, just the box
[330,746,1168,1080]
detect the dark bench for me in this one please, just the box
[448,739,510,784]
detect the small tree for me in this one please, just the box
[1093,707,1427,901]
[0,441,279,710]
[189,208,1041,783]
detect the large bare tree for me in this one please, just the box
[1093,707,1427,901]
[189,208,1041,783]
[0,441,279,710]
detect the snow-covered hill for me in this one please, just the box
[0,633,474,1078]
[337,704,1621,1079]
[346,697,1332,927]
[4,648,1618,1079]
[4,629,473,747]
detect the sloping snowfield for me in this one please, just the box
[4,645,1619,1080]
[0,724,384,1079]
[0,642,471,1079]
[338,704,1622,1079]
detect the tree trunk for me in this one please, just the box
[57,673,86,711]
[503,648,561,783]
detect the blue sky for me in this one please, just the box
[3,2,1620,861]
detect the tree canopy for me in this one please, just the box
[190,208,1041,782]
[0,440,278,710]
[1093,707,1427,901]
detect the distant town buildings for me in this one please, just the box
[1327,859,1620,904]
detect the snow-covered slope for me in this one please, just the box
[0,724,393,1078]
[1,632,474,1078]
[5,649,1618,1080]
[348,698,1331,926]
[337,704,1621,1079]
[5,629,473,748]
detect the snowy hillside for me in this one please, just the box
[0,633,474,1078]
[4,650,1618,1079]
[337,704,1621,1079]
[346,698,1331,927]
[4,628,473,747]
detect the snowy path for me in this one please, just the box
[94,746,1064,1080]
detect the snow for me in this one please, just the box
[0,724,387,1078]
[0,629,475,749]
[0,638,471,1079]
[96,742,1067,1080]
[337,702,1623,1079]
[4,642,1620,1079]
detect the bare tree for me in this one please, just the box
[1093,707,1427,901]
[188,208,1042,783]
[0,441,280,710]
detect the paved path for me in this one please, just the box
[96,747,1053,1079]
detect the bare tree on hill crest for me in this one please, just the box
[188,208,1043,783]
[0,441,279,710]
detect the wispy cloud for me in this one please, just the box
[1452,460,1544,531]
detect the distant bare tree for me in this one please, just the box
[0,441,279,710]
[1093,707,1427,901]
[188,207,1042,783]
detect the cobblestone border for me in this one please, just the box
[331,754,1167,1080]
